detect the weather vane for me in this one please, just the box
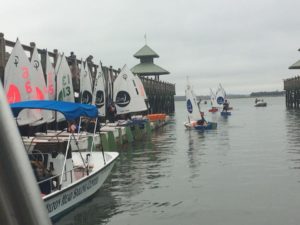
[144,33,147,45]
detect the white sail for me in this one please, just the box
[46,52,56,101]
[215,84,226,106]
[107,68,113,103]
[80,61,93,104]
[185,79,201,121]
[134,74,148,99]
[92,65,106,117]
[55,53,74,121]
[210,88,218,108]
[30,47,54,125]
[113,65,147,115]
[4,39,42,125]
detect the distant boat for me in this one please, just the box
[254,98,267,107]
[215,84,226,106]
[208,88,219,112]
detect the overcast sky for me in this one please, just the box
[2,0,300,95]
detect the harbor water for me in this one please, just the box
[54,96,300,225]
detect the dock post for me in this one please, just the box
[0,33,6,84]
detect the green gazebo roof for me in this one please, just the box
[289,59,300,69]
[134,45,159,58]
[131,62,170,75]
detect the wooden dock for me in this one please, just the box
[284,76,300,108]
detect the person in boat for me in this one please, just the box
[107,101,117,123]
[255,98,259,104]
[67,121,77,133]
[197,112,207,126]
[31,160,53,194]
[222,100,229,112]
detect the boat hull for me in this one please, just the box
[44,152,118,219]
[184,121,217,130]
[221,111,231,116]
[255,102,267,107]
[208,108,218,113]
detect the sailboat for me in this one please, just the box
[217,84,232,116]
[208,88,218,113]
[4,39,42,125]
[46,51,56,101]
[30,53,88,151]
[10,100,119,219]
[184,79,217,130]
[78,60,101,147]
[113,64,148,115]
[80,61,93,104]
[215,84,226,107]
[92,64,106,117]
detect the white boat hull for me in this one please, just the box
[69,137,88,151]
[44,152,118,219]
[255,102,267,107]
[35,131,89,151]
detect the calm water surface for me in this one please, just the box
[55,97,300,225]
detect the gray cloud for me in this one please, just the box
[1,0,300,95]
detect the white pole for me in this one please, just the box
[0,81,52,225]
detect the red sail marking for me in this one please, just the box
[6,84,21,103]
[139,84,145,97]
[35,87,45,100]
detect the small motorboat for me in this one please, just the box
[10,100,119,219]
[254,99,267,107]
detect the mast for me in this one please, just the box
[0,80,52,225]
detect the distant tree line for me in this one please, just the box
[249,91,285,97]
[175,91,285,101]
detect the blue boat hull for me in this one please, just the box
[194,122,217,131]
[221,111,231,116]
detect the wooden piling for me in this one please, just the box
[0,33,6,83]
[283,76,300,108]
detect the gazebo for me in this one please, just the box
[131,44,169,81]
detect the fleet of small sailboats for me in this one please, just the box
[3,40,120,219]
[2,39,171,220]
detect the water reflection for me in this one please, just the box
[186,129,205,170]
[54,183,118,225]
[54,122,177,225]
[285,109,300,170]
